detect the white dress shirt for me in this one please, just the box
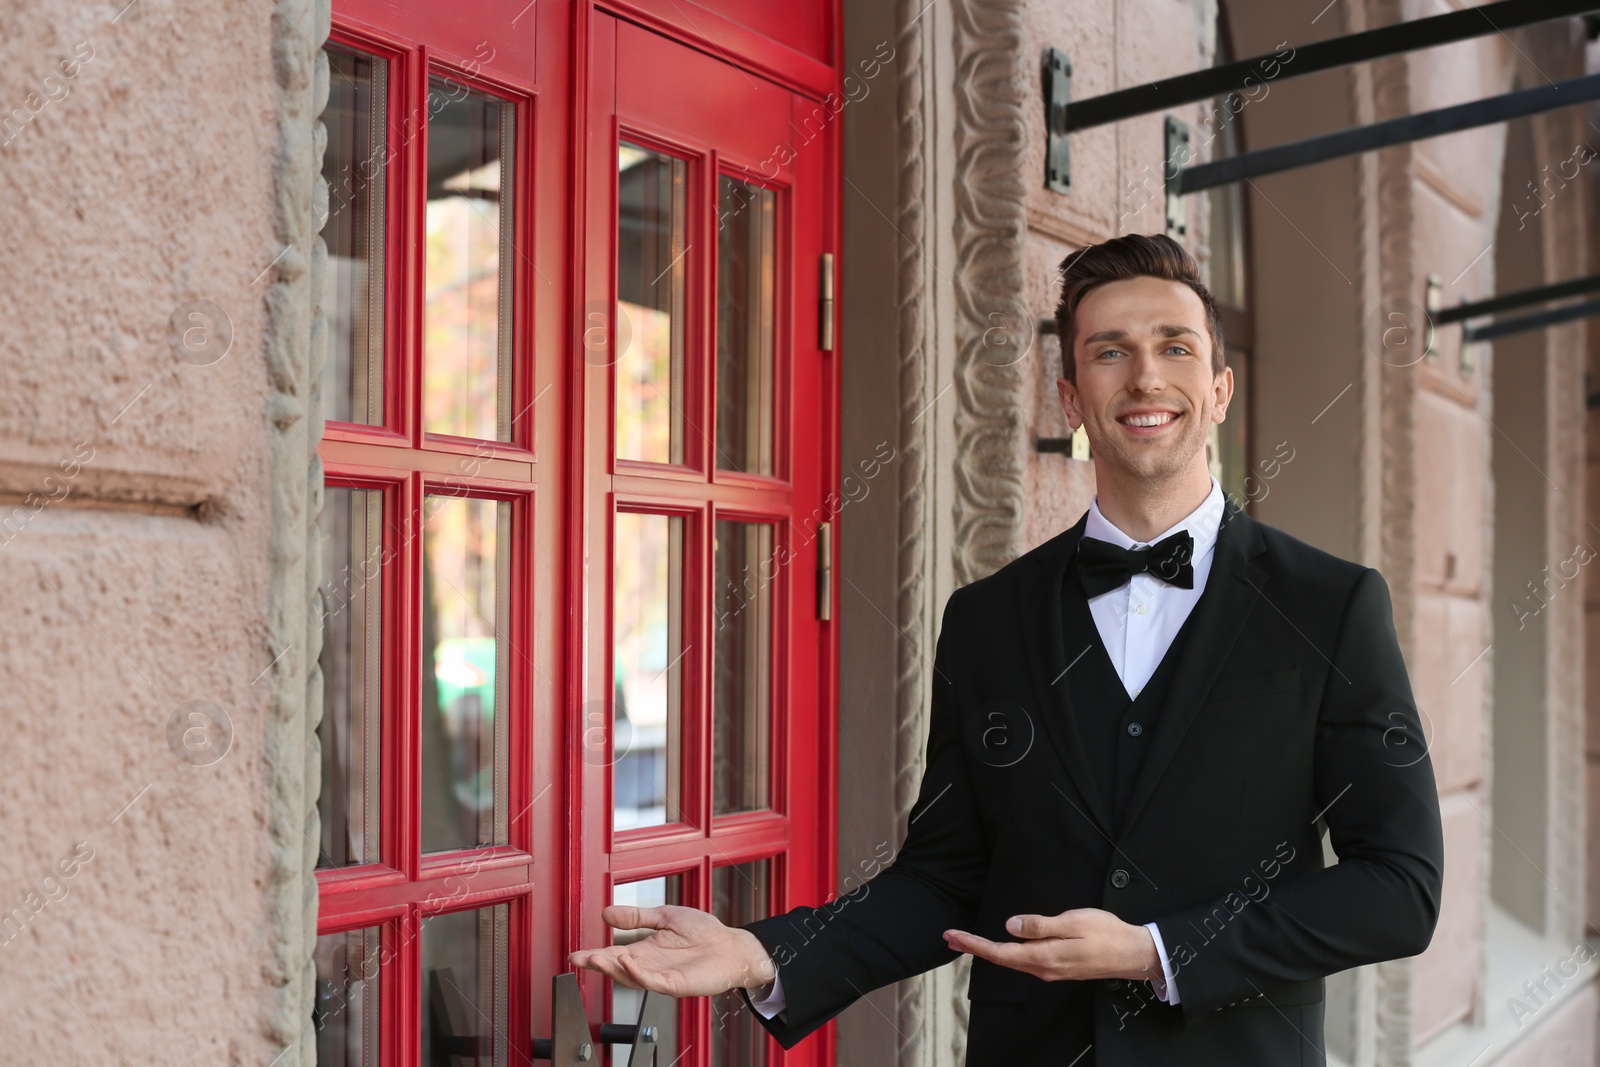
[749,476,1228,1020]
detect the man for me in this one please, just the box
[570,232,1445,1065]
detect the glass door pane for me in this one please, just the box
[715,176,775,476]
[616,143,688,466]
[317,486,384,868]
[421,904,510,1067]
[314,925,383,1067]
[424,78,515,442]
[612,512,685,831]
[713,521,771,815]
[323,45,387,427]
[609,875,684,1067]
[422,495,511,854]
[711,860,771,1067]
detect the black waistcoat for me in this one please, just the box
[1059,550,1206,838]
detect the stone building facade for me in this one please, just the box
[0,0,1597,1065]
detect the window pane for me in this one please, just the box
[711,860,771,1067]
[421,496,510,854]
[616,143,687,465]
[716,176,775,476]
[317,487,383,868]
[421,904,509,1067]
[609,876,684,1067]
[313,926,382,1067]
[424,78,514,442]
[713,521,771,815]
[322,45,386,426]
[612,512,684,831]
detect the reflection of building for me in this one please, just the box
[5,1,1600,1066]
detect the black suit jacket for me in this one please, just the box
[739,496,1445,1066]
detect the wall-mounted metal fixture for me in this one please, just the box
[1431,271,1600,347]
[1164,117,1191,240]
[1044,49,1072,194]
[1042,0,1597,219]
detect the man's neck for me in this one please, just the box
[1091,463,1214,543]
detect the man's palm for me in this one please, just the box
[568,904,774,998]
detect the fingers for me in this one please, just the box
[569,947,643,988]
[601,904,671,931]
[1006,909,1099,940]
[943,929,1015,962]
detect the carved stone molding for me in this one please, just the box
[1358,1,1419,1063]
[949,0,1029,589]
[264,0,332,1062]
[893,0,932,1058]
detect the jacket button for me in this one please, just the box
[1126,722,1143,737]
[1105,978,1123,990]
[1110,868,1131,888]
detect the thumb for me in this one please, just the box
[1006,914,1051,938]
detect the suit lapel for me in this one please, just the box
[1118,494,1269,837]
[1020,511,1117,839]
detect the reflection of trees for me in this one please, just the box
[423,195,502,441]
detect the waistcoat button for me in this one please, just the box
[1126,722,1143,737]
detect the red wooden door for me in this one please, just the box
[573,16,837,1067]
[312,2,838,1065]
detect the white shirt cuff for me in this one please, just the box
[1144,921,1180,1004]
[748,971,786,1018]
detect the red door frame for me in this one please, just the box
[315,2,843,1064]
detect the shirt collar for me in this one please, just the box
[1084,475,1226,557]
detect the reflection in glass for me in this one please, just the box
[711,860,771,1067]
[424,78,514,442]
[421,905,509,1067]
[713,521,771,815]
[609,876,684,1067]
[322,45,387,426]
[716,176,775,475]
[422,495,510,854]
[313,925,382,1067]
[317,487,383,868]
[612,512,683,831]
[616,143,687,465]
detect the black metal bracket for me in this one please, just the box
[1044,48,1072,194]
[1433,271,1600,326]
[1463,295,1600,344]
[1045,0,1598,191]
[1064,0,1598,133]
[532,973,678,1066]
[1171,72,1600,196]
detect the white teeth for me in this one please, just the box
[1120,412,1176,427]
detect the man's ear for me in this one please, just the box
[1210,365,1234,424]
[1056,377,1082,430]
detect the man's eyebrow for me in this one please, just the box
[1082,324,1203,345]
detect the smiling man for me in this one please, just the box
[570,232,1445,1066]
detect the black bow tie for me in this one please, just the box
[1077,530,1195,598]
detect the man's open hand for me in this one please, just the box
[568,904,779,999]
[942,908,1160,983]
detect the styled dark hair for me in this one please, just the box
[1052,233,1226,386]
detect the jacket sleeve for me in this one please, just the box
[735,587,993,1048]
[1149,566,1445,1026]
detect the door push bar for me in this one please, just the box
[532,972,677,1067]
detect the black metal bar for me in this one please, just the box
[1175,72,1600,194]
[1067,0,1598,131]
[1435,272,1600,324]
[1462,296,1600,343]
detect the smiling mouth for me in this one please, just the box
[1117,411,1180,429]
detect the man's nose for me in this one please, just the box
[1126,349,1168,392]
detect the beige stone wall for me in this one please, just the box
[0,0,309,1061]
